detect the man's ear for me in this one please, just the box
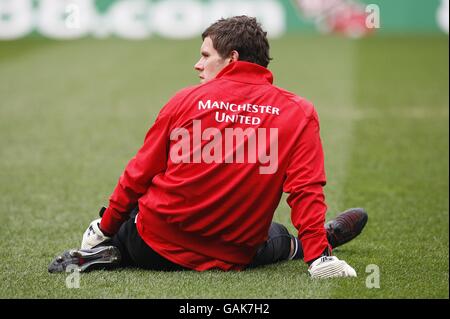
[229,50,239,63]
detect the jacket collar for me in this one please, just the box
[215,61,273,85]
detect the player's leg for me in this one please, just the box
[246,208,368,269]
[48,215,135,273]
[49,207,187,272]
[246,222,302,269]
[117,211,188,271]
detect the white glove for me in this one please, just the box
[81,218,111,249]
[308,256,357,279]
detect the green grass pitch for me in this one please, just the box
[0,34,448,298]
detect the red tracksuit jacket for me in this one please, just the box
[100,61,330,271]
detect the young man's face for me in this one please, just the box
[194,36,230,84]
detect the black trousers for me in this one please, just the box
[110,210,301,271]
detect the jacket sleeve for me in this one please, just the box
[100,109,173,235]
[282,109,331,263]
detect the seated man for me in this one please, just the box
[49,16,368,278]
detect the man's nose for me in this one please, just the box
[194,59,203,71]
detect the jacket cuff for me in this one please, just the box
[301,229,332,263]
[100,206,126,235]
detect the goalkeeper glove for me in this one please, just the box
[308,256,357,278]
[81,218,111,249]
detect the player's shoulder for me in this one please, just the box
[168,81,217,103]
[159,83,211,117]
[271,85,316,118]
[161,85,201,110]
[170,85,202,102]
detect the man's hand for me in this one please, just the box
[308,256,357,278]
[81,218,111,249]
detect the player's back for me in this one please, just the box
[137,61,318,270]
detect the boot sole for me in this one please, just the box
[48,246,121,273]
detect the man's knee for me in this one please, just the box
[268,222,291,238]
